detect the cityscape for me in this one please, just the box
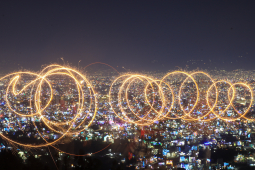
[1,1,255,170]
[1,65,255,170]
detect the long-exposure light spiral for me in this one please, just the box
[0,64,254,155]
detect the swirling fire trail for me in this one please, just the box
[0,64,253,155]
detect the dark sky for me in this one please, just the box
[0,1,255,73]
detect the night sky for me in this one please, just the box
[0,1,255,73]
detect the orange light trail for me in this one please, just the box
[0,64,101,156]
[0,64,254,156]
[109,71,254,125]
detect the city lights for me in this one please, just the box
[0,64,254,159]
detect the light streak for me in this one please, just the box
[0,64,253,156]
[82,62,120,75]
[0,65,100,155]
[109,71,254,125]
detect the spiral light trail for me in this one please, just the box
[0,64,254,155]
[109,71,254,125]
[0,65,99,156]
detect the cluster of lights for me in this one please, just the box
[0,64,253,154]
[109,71,253,125]
[0,65,99,155]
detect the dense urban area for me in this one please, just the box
[1,69,255,170]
